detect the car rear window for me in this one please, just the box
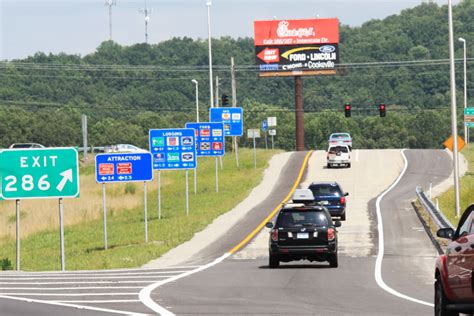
[276,210,329,228]
[309,184,342,197]
[329,146,348,153]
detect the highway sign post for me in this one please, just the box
[95,152,153,247]
[210,107,244,168]
[149,128,196,218]
[262,120,268,149]
[248,129,261,169]
[185,122,225,194]
[0,147,80,272]
[269,129,276,149]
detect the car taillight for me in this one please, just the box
[271,229,279,241]
[327,228,335,241]
[340,196,346,204]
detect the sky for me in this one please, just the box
[0,0,461,61]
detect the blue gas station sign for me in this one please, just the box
[185,122,225,156]
[210,107,243,136]
[95,152,153,183]
[149,128,197,170]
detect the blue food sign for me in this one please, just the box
[210,107,243,136]
[95,152,153,183]
[149,128,197,170]
[185,122,225,157]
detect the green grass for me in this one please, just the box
[0,149,280,271]
[438,144,474,226]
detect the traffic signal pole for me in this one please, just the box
[295,76,304,151]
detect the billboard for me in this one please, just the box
[254,18,339,77]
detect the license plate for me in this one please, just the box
[297,233,309,239]
[320,201,329,205]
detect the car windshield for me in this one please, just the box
[276,210,328,228]
[11,144,36,148]
[309,184,342,197]
[329,146,348,153]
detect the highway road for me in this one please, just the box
[0,149,454,315]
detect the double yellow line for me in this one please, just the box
[229,150,313,254]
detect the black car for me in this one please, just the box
[308,182,348,221]
[266,205,341,268]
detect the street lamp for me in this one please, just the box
[206,1,214,108]
[191,79,199,122]
[448,0,461,217]
[459,37,468,143]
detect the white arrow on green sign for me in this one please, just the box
[0,147,80,200]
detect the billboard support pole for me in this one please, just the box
[144,182,148,243]
[158,171,161,220]
[59,198,65,271]
[295,76,305,151]
[15,199,20,271]
[253,136,257,169]
[102,184,108,250]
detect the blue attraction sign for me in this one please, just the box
[95,152,154,183]
[185,122,225,156]
[149,128,197,170]
[210,107,243,136]
[262,120,268,132]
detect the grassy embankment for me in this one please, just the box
[437,145,474,226]
[0,148,280,271]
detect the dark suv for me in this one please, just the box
[266,205,341,268]
[435,204,474,315]
[308,182,348,221]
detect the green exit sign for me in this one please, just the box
[0,148,80,200]
[464,108,474,116]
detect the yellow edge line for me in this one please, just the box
[228,150,313,254]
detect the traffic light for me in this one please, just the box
[221,94,229,106]
[379,103,386,117]
[344,103,351,117]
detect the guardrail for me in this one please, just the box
[415,186,454,230]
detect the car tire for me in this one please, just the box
[435,278,457,316]
[327,163,331,169]
[269,254,280,269]
[347,163,351,168]
[341,213,346,221]
[328,253,338,268]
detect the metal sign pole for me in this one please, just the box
[235,136,239,168]
[253,136,257,169]
[265,131,268,150]
[16,199,20,271]
[194,166,197,195]
[219,156,223,170]
[59,198,65,271]
[272,135,274,150]
[215,157,219,193]
[186,170,189,215]
[144,182,148,243]
[102,183,108,250]
[158,170,161,220]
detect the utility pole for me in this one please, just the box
[231,57,240,168]
[139,1,152,44]
[215,76,220,107]
[104,0,116,41]
[206,1,214,108]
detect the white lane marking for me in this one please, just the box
[49,299,141,304]
[0,272,187,280]
[0,292,138,296]
[2,268,198,277]
[374,149,434,307]
[0,280,164,285]
[139,253,231,316]
[0,294,147,315]
[355,149,360,162]
[0,286,143,290]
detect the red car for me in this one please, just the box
[435,204,474,316]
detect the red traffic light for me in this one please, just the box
[344,103,351,117]
[379,103,386,117]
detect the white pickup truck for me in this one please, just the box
[327,145,351,168]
